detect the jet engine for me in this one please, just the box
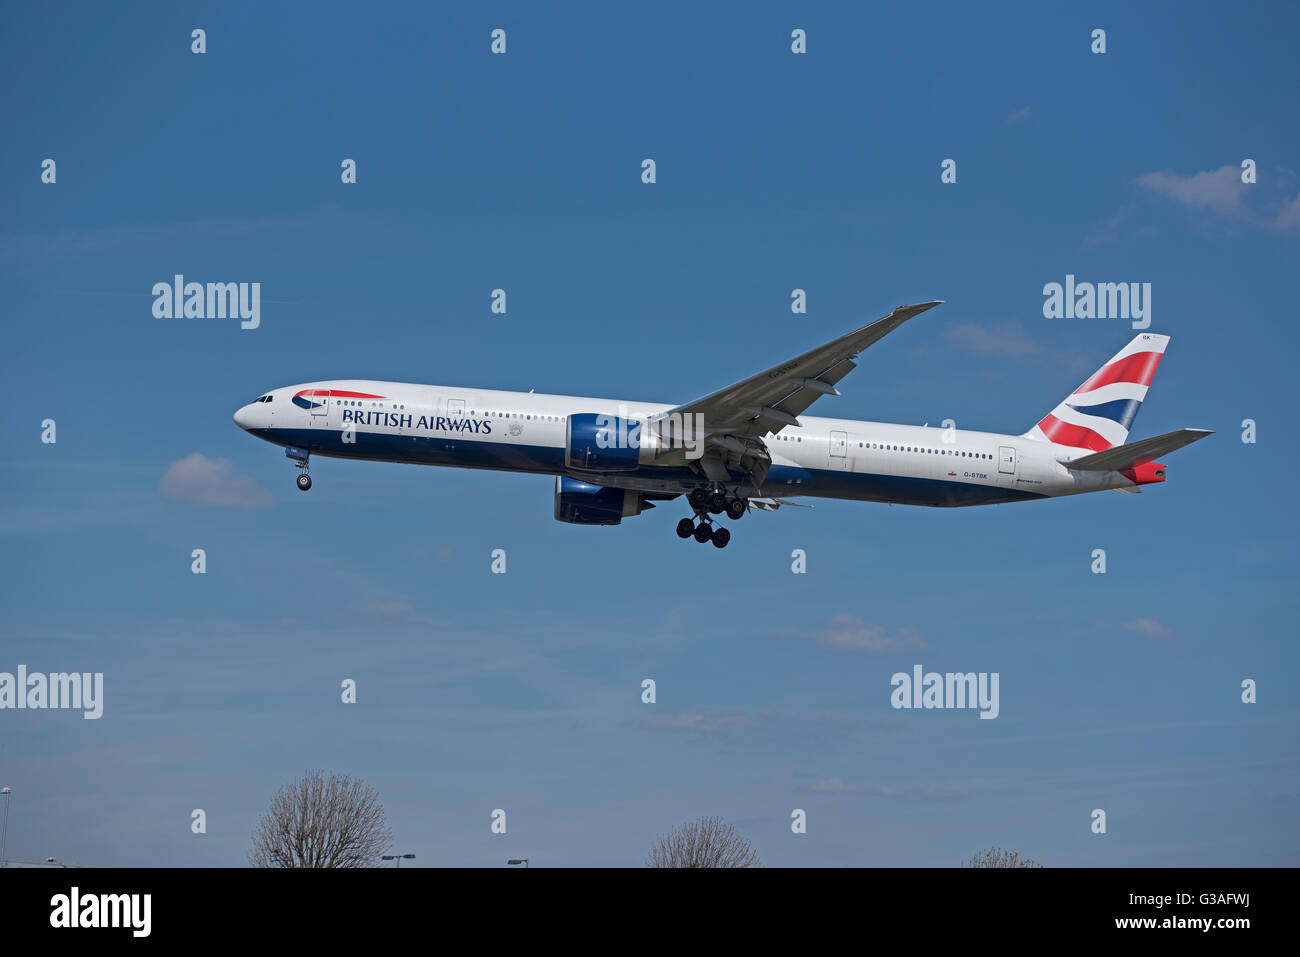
[565,413,643,472]
[553,476,652,525]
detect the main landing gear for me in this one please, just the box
[678,486,747,549]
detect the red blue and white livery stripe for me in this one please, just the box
[1023,333,1169,451]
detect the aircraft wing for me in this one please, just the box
[663,301,943,439]
[1064,428,1213,471]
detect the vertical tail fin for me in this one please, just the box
[1024,333,1170,450]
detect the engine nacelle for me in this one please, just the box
[565,413,643,472]
[554,476,649,525]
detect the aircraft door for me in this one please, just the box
[307,389,331,427]
[829,430,850,470]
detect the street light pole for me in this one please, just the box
[507,858,529,869]
[0,787,10,868]
[380,853,416,868]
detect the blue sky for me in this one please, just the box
[1,1,1296,866]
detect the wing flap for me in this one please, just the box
[748,497,814,511]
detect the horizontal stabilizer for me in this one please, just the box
[1065,428,1212,471]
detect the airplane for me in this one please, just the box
[233,302,1210,549]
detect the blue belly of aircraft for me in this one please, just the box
[253,427,1043,508]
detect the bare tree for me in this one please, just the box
[647,816,760,868]
[248,770,393,868]
[966,846,1043,868]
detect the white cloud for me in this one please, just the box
[159,453,272,508]
[356,599,416,618]
[647,709,753,733]
[1274,194,1300,230]
[1139,164,1300,232]
[1124,618,1173,640]
[947,322,1041,358]
[814,615,928,655]
[1005,106,1032,126]
[1139,164,1247,216]
[871,783,968,800]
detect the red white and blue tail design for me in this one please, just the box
[1024,333,1170,451]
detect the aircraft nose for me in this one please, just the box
[233,404,255,430]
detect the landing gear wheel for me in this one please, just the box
[708,490,727,513]
[711,527,731,548]
[296,473,312,492]
[725,498,747,520]
[676,518,695,539]
[688,488,709,509]
[693,523,714,544]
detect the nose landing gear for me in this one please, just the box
[285,446,312,492]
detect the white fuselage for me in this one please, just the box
[234,379,1144,508]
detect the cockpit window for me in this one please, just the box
[254,395,273,403]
